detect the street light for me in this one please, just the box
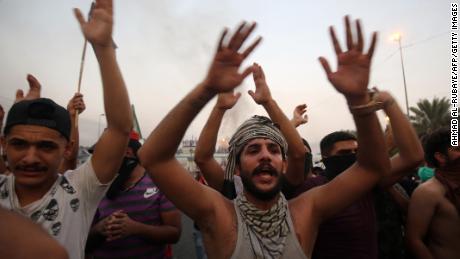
[391,32,410,117]
[97,113,105,138]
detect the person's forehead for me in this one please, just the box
[244,138,279,148]
[332,140,358,151]
[6,124,64,142]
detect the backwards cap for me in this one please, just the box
[4,98,71,140]
[225,115,287,181]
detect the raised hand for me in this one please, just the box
[319,16,377,101]
[203,22,262,94]
[74,0,113,47]
[67,93,86,117]
[248,63,272,105]
[291,104,309,127]
[216,91,241,110]
[14,74,42,103]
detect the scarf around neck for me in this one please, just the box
[235,193,289,259]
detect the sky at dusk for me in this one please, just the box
[0,0,450,155]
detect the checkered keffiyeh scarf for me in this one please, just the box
[235,193,290,259]
[225,115,288,182]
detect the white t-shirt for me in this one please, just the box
[0,159,110,259]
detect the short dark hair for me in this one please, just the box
[422,127,450,168]
[320,131,357,157]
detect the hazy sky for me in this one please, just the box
[0,0,450,155]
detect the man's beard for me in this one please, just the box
[240,162,285,201]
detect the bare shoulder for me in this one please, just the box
[412,178,445,203]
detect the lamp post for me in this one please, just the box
[97,113,105,138]
[392,33,410,117]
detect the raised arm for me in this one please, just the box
[194,91,241,191]
[249,63,306,186]
[59,93,86,173]
[138,22,261,221]
[74,0,132,183]
[304,16,389,220]
[374,89,424,188]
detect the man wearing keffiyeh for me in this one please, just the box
[406,128,460,259]
[139,16,390,259]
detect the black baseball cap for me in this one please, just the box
[4,98,71,140]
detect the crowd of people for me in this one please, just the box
[0,1,458,259]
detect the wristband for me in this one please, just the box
[349,90,384,116]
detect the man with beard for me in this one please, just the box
[406,128,460,259]
[85,132,181,259]
[288,89,423,259]
[0,1,133,258]
[138,16,390,258]
[194,63,306,199]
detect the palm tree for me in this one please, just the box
[409,97,452,137]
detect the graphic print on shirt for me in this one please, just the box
[51,221,62,236]
[144,187,159,198]
[31,209,42,222]
[60,177,76,194]
[0,178,7,199]
[70,198,80,212]
[43,198,59,221]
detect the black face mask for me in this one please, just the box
[106,157,139,200]
[322,153,357,180]
[304,152,313,176]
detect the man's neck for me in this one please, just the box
[122,164,145,190]
[14,175,59,207]
[243,191,280,211]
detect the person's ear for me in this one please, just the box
[63,140,74,160]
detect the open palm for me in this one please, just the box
[204,22,261,93]
[319,16,377,98]
[74,0,113,47]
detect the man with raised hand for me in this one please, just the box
[194,63,306,199]
[139,16,389,258]
[0,1,132,258]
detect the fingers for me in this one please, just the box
[318,57,332,77]
[329,27,342,55]
[367,32,378,59]
[248,90,256,101]
[97,0,113,15]
[15,89,24,102]
[228,22,255,51]
[220,21,261,58]
[73,8,86,26]
[26,74,41,91]
[239,65,254,82]
[345,16,353,50]
[26,74,41,99]
[242,36,262,59]
[217,28,228,52]
[255,63,265,80]
[234,92,242,101]
[356,19,364,52]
